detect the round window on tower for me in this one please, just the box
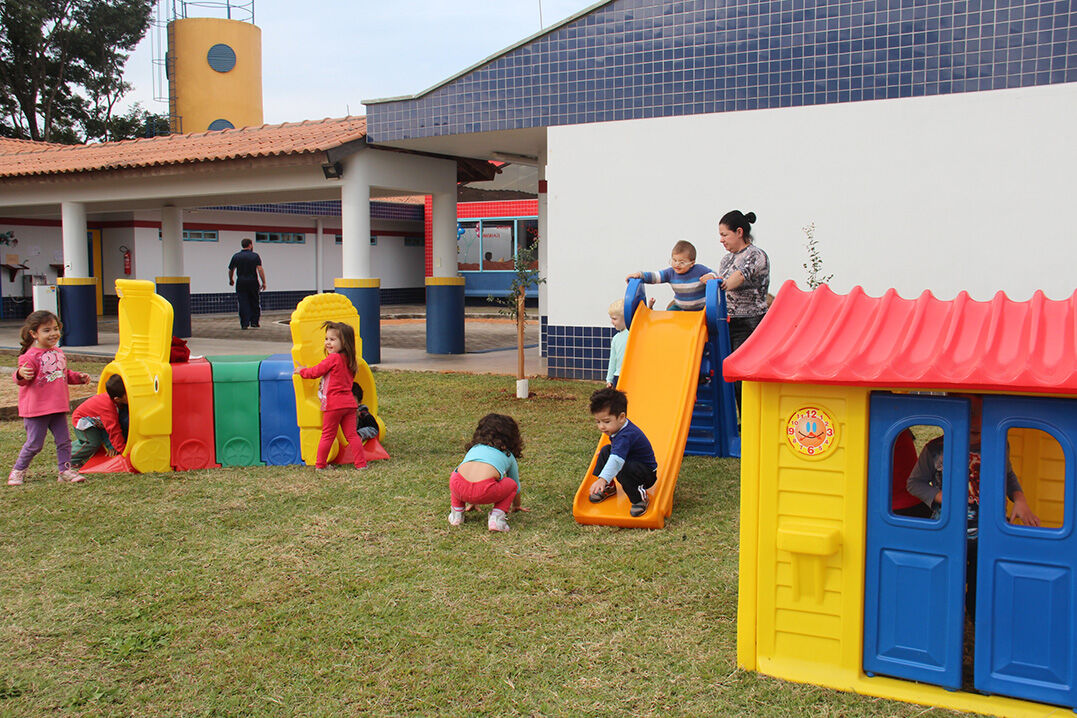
[207,119,235,131]
[206,43,237,73]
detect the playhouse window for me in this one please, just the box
[1004,427,1066,530]
[889,424,944,519]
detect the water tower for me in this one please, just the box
[153,0,263,133]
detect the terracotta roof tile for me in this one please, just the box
[723,280,1077,395]
[0,116,367,178]
[0,137,65,153]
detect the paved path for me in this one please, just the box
[0,304,545,376]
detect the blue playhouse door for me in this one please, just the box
[864,393,970,690]
[975,396,1077,708]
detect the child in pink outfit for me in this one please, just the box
[9,311,91,485]
[293,321,368,470]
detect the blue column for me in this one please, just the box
[57,277,98,346]
[155,276,191,338]
[426,277,465,354]
[335,278,380,365]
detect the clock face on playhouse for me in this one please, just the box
[785,406,837,458]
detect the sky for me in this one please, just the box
[121,0,602,124]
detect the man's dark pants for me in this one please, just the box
[236,279,261,328]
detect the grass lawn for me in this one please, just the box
[0,369,967,717]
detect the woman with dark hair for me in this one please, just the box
[712,210,770,409]
[714,210,769,352]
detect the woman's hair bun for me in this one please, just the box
[745,211,757,224]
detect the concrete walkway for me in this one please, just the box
[0,304,545,376]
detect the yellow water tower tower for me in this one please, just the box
[166,3,262,133]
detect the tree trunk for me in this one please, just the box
[516,293,525,380]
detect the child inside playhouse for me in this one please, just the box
[587,387,658,517]
[906,394,1040,616]
[626,240,714,311]
[70,375,128,468]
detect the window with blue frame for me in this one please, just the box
[157,229,218,241]
[256,231,305,244]
[456,217,538,272]
[333,235,378,245]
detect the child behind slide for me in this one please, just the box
[625,239,715,311]
[70,375,129,468]
[605,299,628,388]
[350,383,380,441]
[587,387,658,517]
[448,413,524,532]
[9,310,92,486]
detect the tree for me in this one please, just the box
[802,221,834,290]
[84,102,170,142]
[489,240,545,399]
[0,0,154,143]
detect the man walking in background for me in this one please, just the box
[227,238,267,329]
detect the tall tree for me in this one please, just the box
[0,0,154,143]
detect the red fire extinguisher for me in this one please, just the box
[120,245,132,275]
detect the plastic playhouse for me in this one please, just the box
[572,279,739,529]
[726,280,1077,716]
[81,279,387,474]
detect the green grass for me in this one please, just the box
[0,371,967,717]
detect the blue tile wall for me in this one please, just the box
[189,290,318,315]
[2,297,33,320]
[368,0,1077,142]
[546,323,616,380]
[202,200,424,222]
[189,288,423,315]
[540,315,548,357]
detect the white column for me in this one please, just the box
[537,149,548,321]
[431,190,457,277]
[61,201,89,277]
[315,218,324,293]
[340,155,371,278]
[160,206,184,275]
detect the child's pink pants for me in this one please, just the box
[316,408,367,469]
[449,470,517,513]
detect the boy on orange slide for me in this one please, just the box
[587,387,658,517]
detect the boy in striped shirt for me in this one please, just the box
[626,240,714,311]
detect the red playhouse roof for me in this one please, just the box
[723,280,1077,395]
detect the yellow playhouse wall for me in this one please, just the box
[1007,427,1066,529]
[737,381,870,689]
[738,381,1070,717]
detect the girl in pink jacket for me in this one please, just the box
[293,321,368,470]
[9,311,91,485]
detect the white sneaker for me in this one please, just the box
[57,468,84,483]
[488,508,510,532]
[448,507,464,526]
[7,469,25,486]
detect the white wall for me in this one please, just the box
[100,226,134,294]
[3,209,426,297]
[0,223,63,299]
[545,83,1077,328]
[317,219,426,291]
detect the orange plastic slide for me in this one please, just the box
[572,305,707,528]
